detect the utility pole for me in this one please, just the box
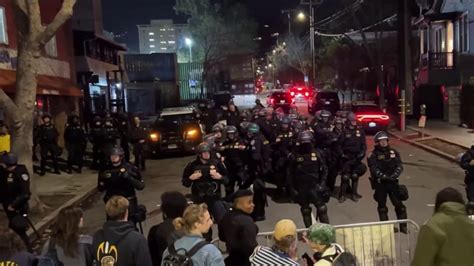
[301,0,320,88]
[398,0,412,131]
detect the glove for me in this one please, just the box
[380,175,396,183]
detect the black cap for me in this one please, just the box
[230,189,253,202]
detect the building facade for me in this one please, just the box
[416,0,474,125]
[0,0,80,145]
[137,19,186,54]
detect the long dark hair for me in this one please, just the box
[51,206,83,257]
[434,187,465,213]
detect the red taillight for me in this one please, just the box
[270,98,275,104]
[290,92,295,96]
[297,87,302,90]
[305,92,309,97]
[357,114,390,121]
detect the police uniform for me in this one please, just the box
[182,157,228,223]
[460,146,474,202]
[221,135,246,198]
[116,114,131,162]
[338,126,368,202]
[288,145,330,227]
[272,125,295,194]
[102,120,120,162]
[0,163,31,249]
[367,142,407,232]
[130,124,148,170]
[98,160,145,223]
[89,117,105,169]
[64,117,86,173]
[37,121,60,175]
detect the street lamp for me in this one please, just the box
[297,12,306,21]
[185,37,193,63]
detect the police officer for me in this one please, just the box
[243,123,270,221]
[130,116,147,170]
[313,110,333,148]
[0,152,31,249]
[64,115,86,174]
[225,102,241,127]
[326,118,344,192]
[200,102,217,134]
[338,113,367,203]
[253,99,265,111]
[255,108,275,142]
[182,142,228,224]
[460,145,474,203]
[211,123,225,152]
[116,112,131,162]
[102,117,120,165]
[37,114,60,175]
[222,126,246,198]
[287,131,329,227]
[89,115,105,169]
[272,116,294,195]
[368,131,408,233]
[98,146,145,224]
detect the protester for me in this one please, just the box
[305,223,347,266]
[41,206,92,265]
[0,121,10,153]
[0,226,37,266]
[148,191,188,266]
[161,203,224,266]
[249,219,299,265]
[92,196,152,266]
[412,187,474,266]
[218,189,258,266]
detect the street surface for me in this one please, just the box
[81,101,467,241]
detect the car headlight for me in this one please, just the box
[150,133,159,142]
[186,129,198,138]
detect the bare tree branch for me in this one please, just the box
[37,0,76,45]
[13,0,28,15]
[26,0,42,39]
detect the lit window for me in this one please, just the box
[161,47,167,50]
[0,7,7,44]
[168,28,175,31]
[150,45,155,48]
[458,13,469,53]
[170,35,175,38]
[150,51,156,53]
[45,35,58,57]
[149,38,155,42]
[168,41,175,44]
[160,41,166,44]
[160,35,164,38]
[148,32,154,36]
[160,28,166,31]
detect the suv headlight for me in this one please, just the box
[150,133,159,142]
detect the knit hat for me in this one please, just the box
[273,219,297,241]
[308,223,335,245]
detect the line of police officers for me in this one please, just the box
[183,104,410,233]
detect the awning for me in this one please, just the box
[0,69,83,97]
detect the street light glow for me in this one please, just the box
[268,64,272,67]
[297,12,306,20]
[185,38,192,46]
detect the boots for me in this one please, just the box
[377,207,389,221]
[350,180,361,202]
[396,206,408,234]
[301,208,313,228]
[317,205,330,224]
[339,176,350,203]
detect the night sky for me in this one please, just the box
[101,0,301,53]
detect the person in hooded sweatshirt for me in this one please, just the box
[92,195,152,266]
[0,226,37,266]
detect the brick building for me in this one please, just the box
[0,0,81,145]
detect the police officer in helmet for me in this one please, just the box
[37,114,60,175]
[182,142,228,225]
[287,131,330,227]
[98,146,145,224]
[460,144,474,204]
[338,113,367,203]
[0,152,31,249]
[222,126,246,198]
[368,131,408,233]
[64,115,86,174]
[89,115,105,169]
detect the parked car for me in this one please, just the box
[308,91,341,115]
[147,107,204,155]
[287,85,313,100]
[351,102,390,133]
[267,91,295,112]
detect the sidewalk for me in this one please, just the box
[406,119,473,149]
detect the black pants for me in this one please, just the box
[67,143,84,171]
[40,143,59,173]
[224,164,245,198]
[133,143,146,170]
[465,174,474,202]
[92,143,102,168]
[121,139,130,162]
[3,204,31,251]
[374,182,406,218]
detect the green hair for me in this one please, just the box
[308,223,335,245]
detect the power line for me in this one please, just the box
[314,14,397,37]
[314,0,364,27]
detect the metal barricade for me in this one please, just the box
[256,219,420,266]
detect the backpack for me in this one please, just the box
[320,244,357,266]
[37,239,64,266]
[162,240,209,266]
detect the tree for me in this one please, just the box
[0,0,77,210]
[282,34,312,79]
[175,0,257,95]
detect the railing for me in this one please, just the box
[428,52,456,69]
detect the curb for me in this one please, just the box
[28,185,98,240]
[388,130,458,163]
[406,126,470,150]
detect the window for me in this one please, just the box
[421,28,428,54]
[160,41,166,44]
[148,32,155,36]
[150,51,156,54]
[168,41,175,44]
[434,27,446,52]
[161,47,167,50]
[149,38,155,42]
[45,35,57,57]
[150,45,155,48]
[168,28,175,31]
[458,13,469,52]
[160,28,166,32]
[0,7,7,44]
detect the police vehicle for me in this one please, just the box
[147,107,204,155]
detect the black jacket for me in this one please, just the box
[98,162,145,202]
[0,165,31,212]
[92,221,152,266]
[147,219,184,266]
[182,158,228,202]
[218,209,258,266]
[37,124,59,145]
